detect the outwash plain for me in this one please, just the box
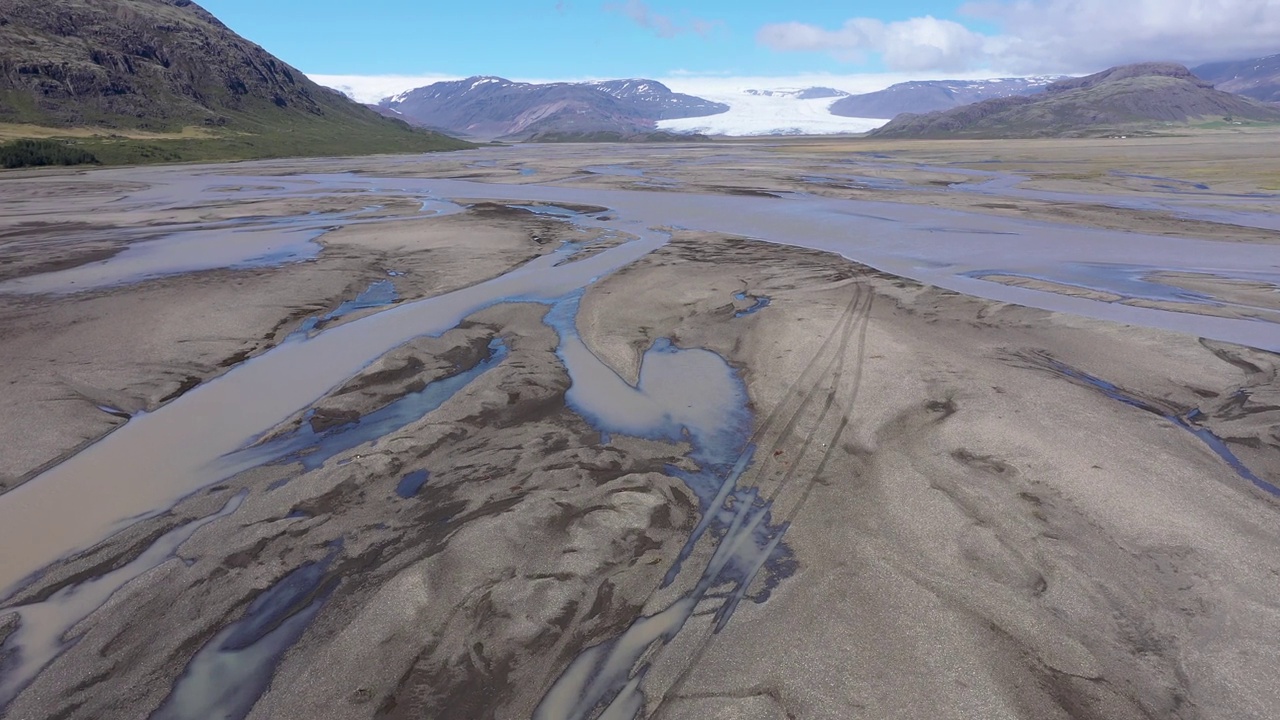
[3,133,1280,719]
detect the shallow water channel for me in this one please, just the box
[2,156,1280,716]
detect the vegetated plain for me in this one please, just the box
[2,133,1280,719]
[778,128,1280,193]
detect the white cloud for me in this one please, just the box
[756,19,879,61]
[758,16,988,71]
[880,17,987,71]
[758,0,1280,74]
[603,0,720,39]
[965,0,1280,71]
[307,74,462,104]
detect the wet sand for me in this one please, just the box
[2,137,1280,719]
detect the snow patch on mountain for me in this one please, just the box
[310,74,461,104]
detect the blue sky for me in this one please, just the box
[202,0,978,77]
[200,0,1280,102]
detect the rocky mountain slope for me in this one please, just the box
[869,63,1280,138]
[378,76,727,140]
[830,77,1059,119]
[1194,53,1280,104]
[586,79,727,119]
[0,0,467,156]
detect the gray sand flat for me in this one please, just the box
[1,139,1280,719]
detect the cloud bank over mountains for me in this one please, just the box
[758,16,984,72]
[758,0,1280,73]
[311,74,462,104]
[309,71,1018,107]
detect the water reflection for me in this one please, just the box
[150,549,340,720]
[534,293,793,719]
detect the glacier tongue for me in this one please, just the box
[656,92,886,136]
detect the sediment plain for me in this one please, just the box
[2,135,1280,719]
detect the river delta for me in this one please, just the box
[2,135,1280,719]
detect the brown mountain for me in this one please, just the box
[1193,54,1280,104]
[869,63,1280,138]
[379,76,727,141]
[0,0,468,156]
[829,77,1059,119]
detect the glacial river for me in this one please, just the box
[2,152,1279,716]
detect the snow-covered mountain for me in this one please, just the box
[587,79,729,119]
[1194,54,1280,104]
[378,76,727,140]
[829,77,1063,119]
[332,74,1090,139]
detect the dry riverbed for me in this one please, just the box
[2,138,1280,720]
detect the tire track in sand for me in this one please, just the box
[647,281,875,719]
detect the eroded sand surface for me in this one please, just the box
[2,138,1280,719]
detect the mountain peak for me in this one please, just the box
[0,0,468,157]
[1193,53,1280,103]
[830,77,1059,120]
[382,76,728,139]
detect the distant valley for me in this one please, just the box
[362,76,1076,139]
[0,0,1277,161]
[355,56,1280,141]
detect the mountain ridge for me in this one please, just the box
[0,0,469,160]
[869,63,1280,138]
[1194,53,1280,104]
[378,76,728,140]
[830,77,1062,119]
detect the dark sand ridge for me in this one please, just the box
[0,197,663,594]
[1,141,1280,718]
[4,145,1275,494]
[197,174,1280,351]
[575,236,1280,720]
[10,159,1280,342]
[784,160,1280,233]
[451,140,1280,244]
[6,162,1280,591]
[0,199,589,491]
[4,232,1279,719]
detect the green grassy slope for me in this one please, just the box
[870,65,1280,139]
[0,0,471,163]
